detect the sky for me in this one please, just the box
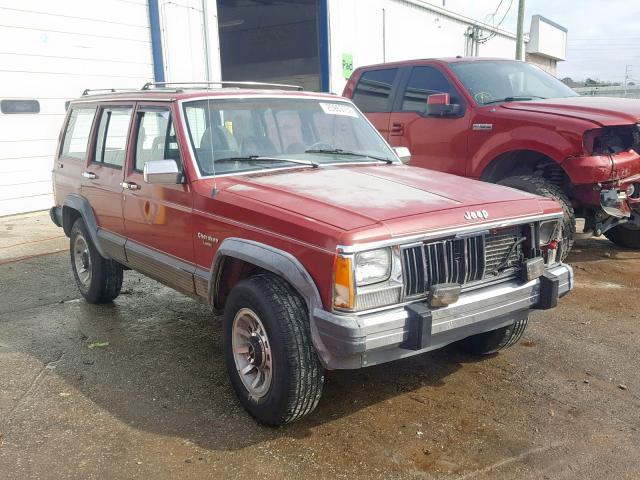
[429,0,640,82]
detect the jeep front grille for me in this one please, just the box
[401,226,525,298]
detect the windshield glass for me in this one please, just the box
[182,98,396,176]
[450,60,578,105]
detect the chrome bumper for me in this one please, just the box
[313,264,573,369]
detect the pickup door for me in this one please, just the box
[350,67,401,140]
[387,66,470,176]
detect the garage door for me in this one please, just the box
[0,0,155,216]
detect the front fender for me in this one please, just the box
[209,238,337,367]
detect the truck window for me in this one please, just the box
[134,108,182,172]
[61,107,97,160]
[400,66,460,113]
[351,68,399,113]
[93,107,132,169]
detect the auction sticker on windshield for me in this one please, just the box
[319,102,359,118]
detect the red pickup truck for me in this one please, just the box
[344,58,640,258]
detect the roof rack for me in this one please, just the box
[141,81,304,91]
[81,88,139,96]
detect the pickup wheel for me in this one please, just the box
[497,175,575,260]
[604,221,640,249]
[456,315,529,355]
[223,274,324,426]
[70,218,123,304]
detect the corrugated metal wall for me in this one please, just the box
[0,0,155,216]
[328,0,517,93]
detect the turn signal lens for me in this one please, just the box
[334,256,354,309]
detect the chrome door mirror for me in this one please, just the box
[393,147,411,164]
[143,159,182,184]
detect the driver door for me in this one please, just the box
[388,65,470,175]
[122,103,195,294]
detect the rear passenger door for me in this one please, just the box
[388,66,469,175]
[350,67,400,140]
[122,104,195,294]
[81,105,132,261]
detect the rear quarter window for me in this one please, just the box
[351,68,399,113]
[61,107,97,160]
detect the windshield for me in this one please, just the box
[182,98,397,176]
[450,60,578,105]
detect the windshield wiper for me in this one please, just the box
[304,148,394,164]
[483,95,547,105]
[215,155,319,168]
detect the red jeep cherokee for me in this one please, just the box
[344,58,640,257]
[50,82,573,425]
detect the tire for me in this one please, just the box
[497,175,575,261]
[456,315,529,355]
[604,221,640,249]
[223,274,324,426]
[70,218,123,304]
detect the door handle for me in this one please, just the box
[81,171,96,179]
[390,122,404,136]
[120,181,140,190]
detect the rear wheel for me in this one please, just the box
[70,218,123,304]
[223,274,324,426]
[497,175,575,260]
[456,315,529,355]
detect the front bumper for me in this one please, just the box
[313,264,573,369]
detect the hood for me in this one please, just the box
[501,96,640,127]
[218,165,550,235]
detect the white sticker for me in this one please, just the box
[319,102,359,118]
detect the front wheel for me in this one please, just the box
[455,315,529,355]
[223,274,324,426]
[497,175,575,261]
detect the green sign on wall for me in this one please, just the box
[342,53,354,79]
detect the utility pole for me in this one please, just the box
[515,0,525,60]
[624,65,632,94]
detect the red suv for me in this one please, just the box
[344,58,640,258]
[50,82,572,425]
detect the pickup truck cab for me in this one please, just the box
[344,58,640,258]
[50,82,573,425]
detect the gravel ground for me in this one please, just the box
[1,213,639,479]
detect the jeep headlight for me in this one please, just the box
[334,247,403,311]
[539,220,560,246]
[355,248,391,286]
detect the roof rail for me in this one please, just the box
[81,88,139,96]
[140,81,304,91]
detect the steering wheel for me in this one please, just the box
[474,92,493,104]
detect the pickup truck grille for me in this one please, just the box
[402,226,524,297]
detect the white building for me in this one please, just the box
[0,0,566,216]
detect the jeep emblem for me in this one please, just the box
[464,210,489,221]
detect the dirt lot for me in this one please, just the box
[1,212,640,479]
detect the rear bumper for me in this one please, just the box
[313,264,573,369]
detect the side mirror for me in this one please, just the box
[143,159,182,184]
[393,146,411,164]
[426,93,461,117]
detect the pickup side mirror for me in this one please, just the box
[143,159,182,184]
[393,146,411,164]
[426,93,462,117]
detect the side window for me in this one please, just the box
[400,66,461,113]
[134,109,182,172]
[61,108,97,160]
[94,107,132,168]
[351,68,399,113]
